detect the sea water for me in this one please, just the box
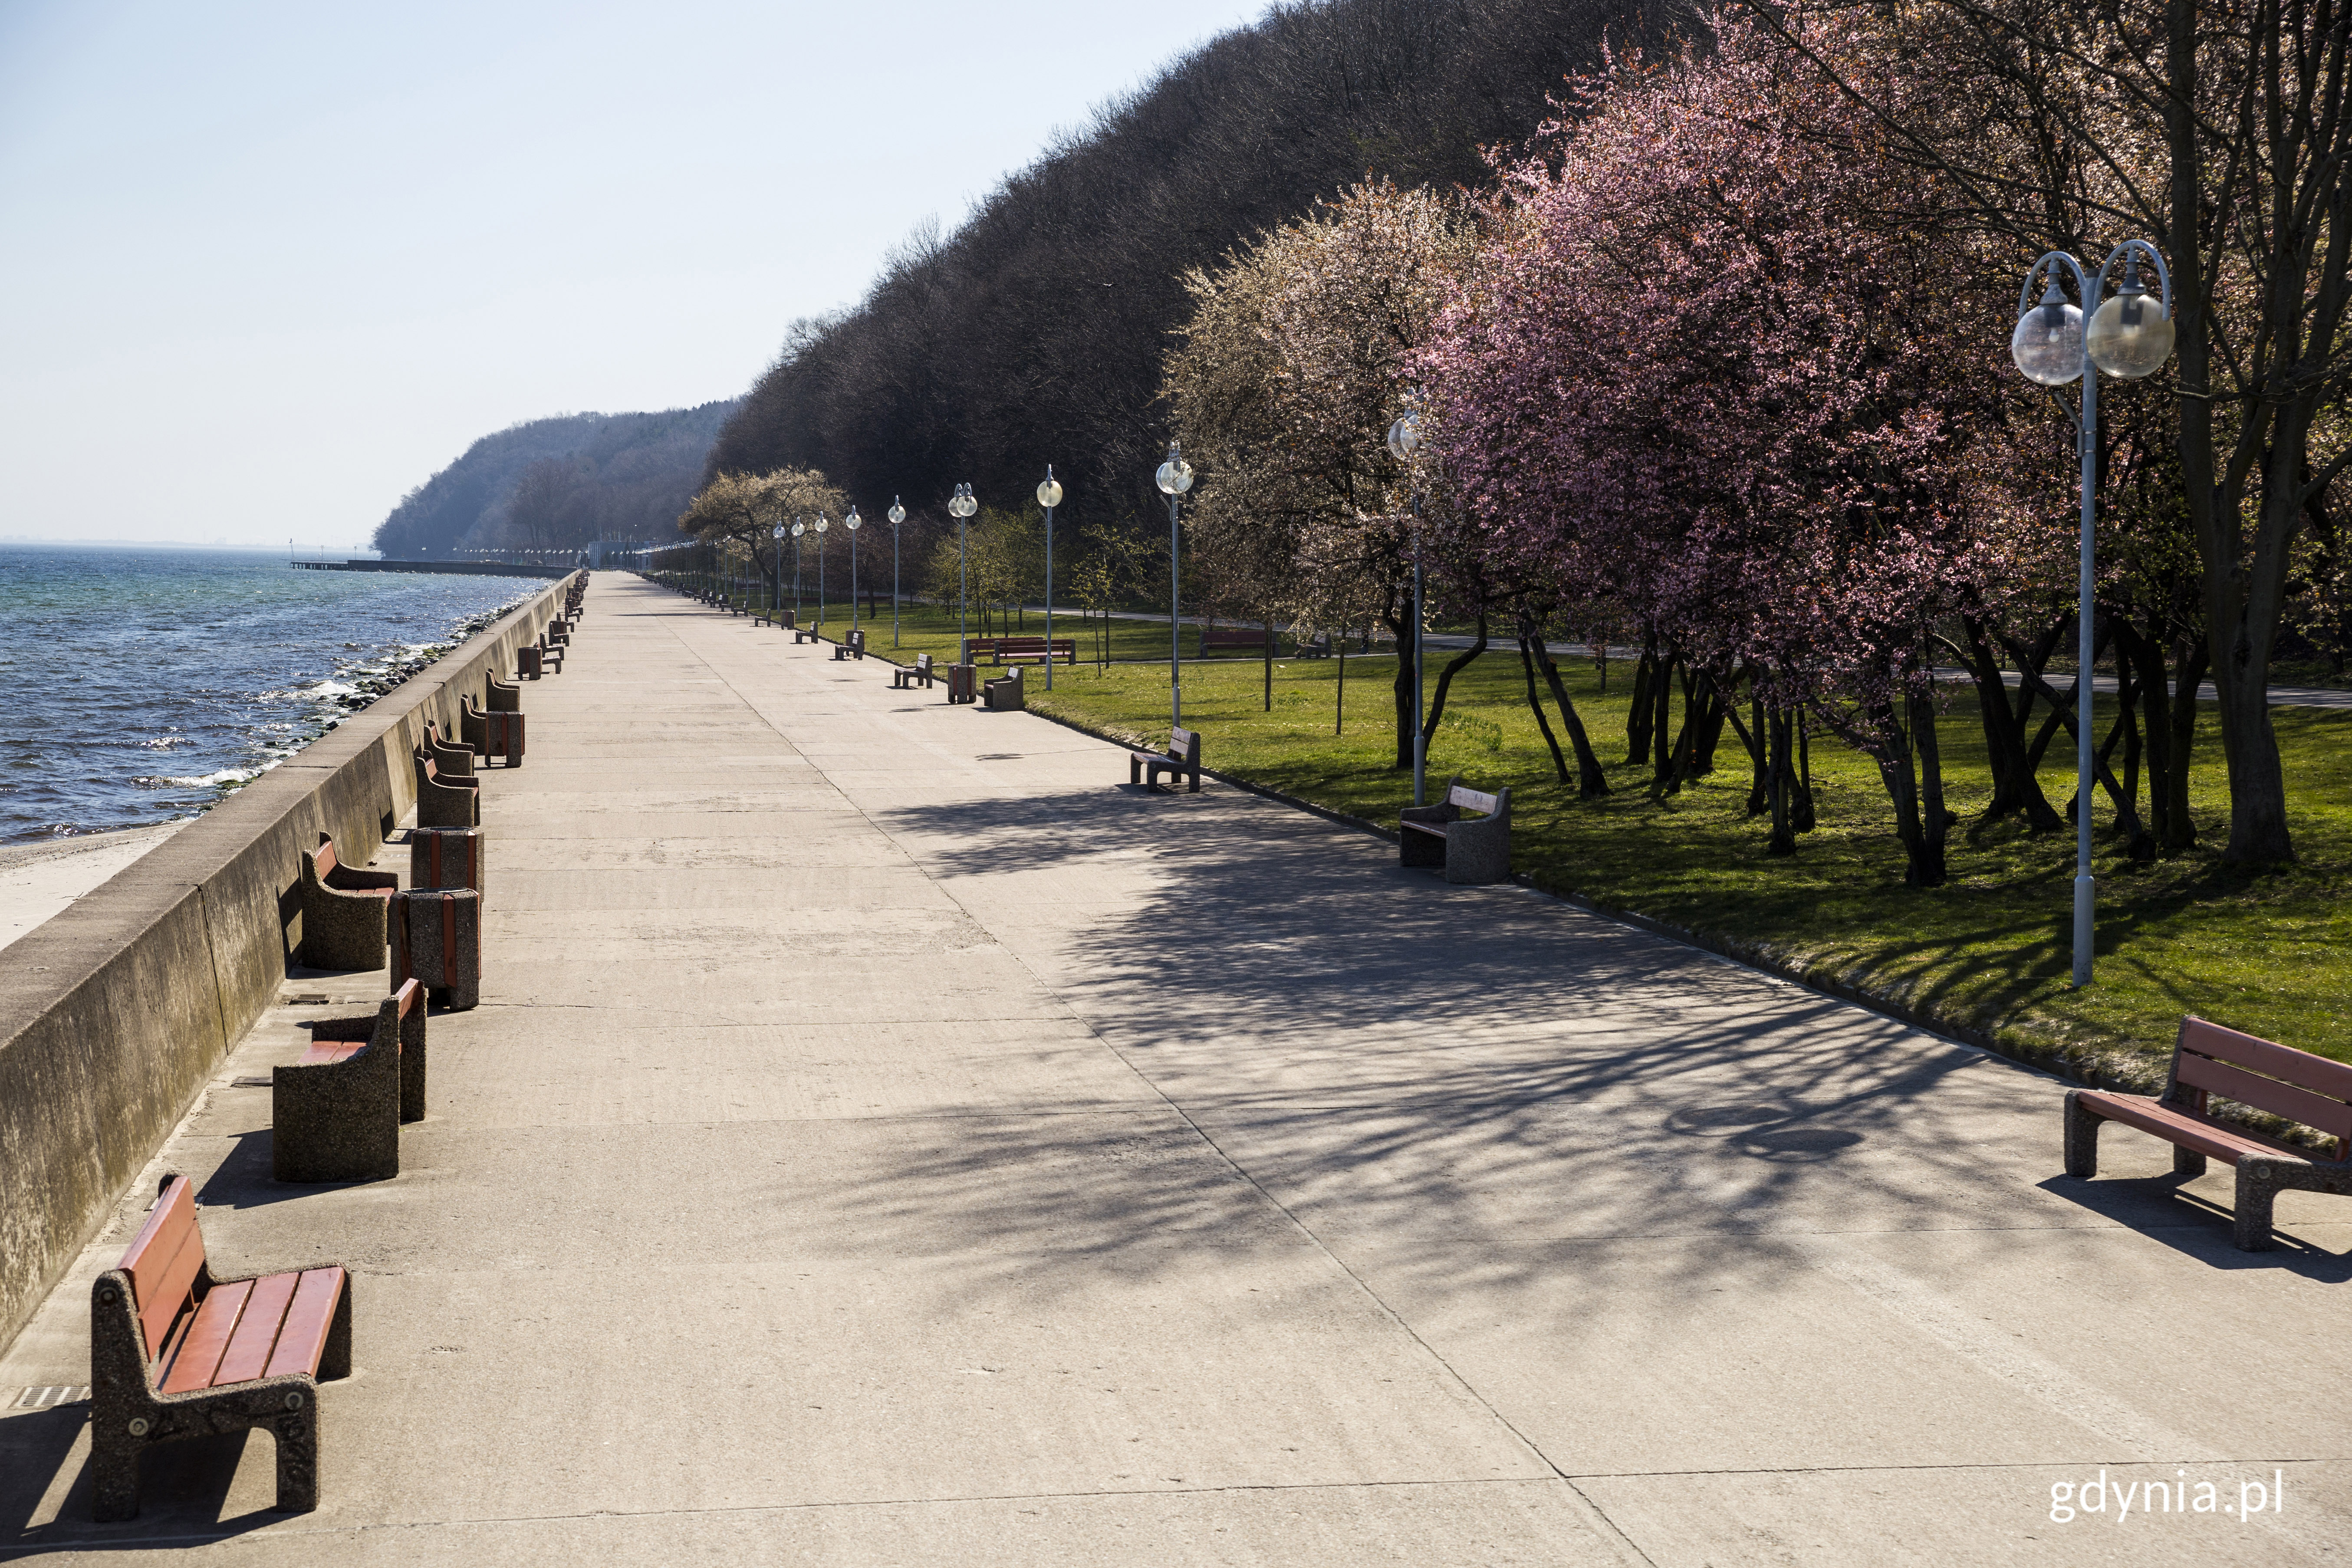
[0,545,547,844]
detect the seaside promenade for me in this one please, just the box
[1,575,2343,1564]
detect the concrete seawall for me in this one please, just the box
[0,576,573,1353]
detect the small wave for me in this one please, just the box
[137,767,258,789]
[132,735,192,750]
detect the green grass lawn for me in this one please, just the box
[659,580,1330,668]
[992,641,2352,1081]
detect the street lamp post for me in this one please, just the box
[1155,443,1194,728]
[1387,410,1426,808]
[771,523,785,611]
[815,514,830,630]
[948,484,978,657]
[888,497,906,648]
[1037,467,1064,691]
[791,519,805,615]
[2011,240,2174,989]
[845,506,861,634]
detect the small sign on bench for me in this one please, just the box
[1400,776,1511,884]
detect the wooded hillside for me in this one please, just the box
[703,0,1690,536]
[374,401,739,557]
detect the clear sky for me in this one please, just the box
[0,0,1265,547]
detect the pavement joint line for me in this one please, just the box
[0,1474,1626,1557]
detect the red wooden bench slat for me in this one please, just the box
[2074,1091,2308,1165]
[264,1269,346,1379]
[213,1271,299,1385]
[121,1180,204,1361]
[314,842,339,878]
[2181,1016,2352,1105]
[158,1279,251,1394]
[298,1041,367,1067]
[2177,1053,2352,1141]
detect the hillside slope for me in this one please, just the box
[707,0,1694,535]
[374,400,738,557]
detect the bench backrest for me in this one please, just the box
[118,1176,204,1361]
[1171,726,1200,763]
[310,835,340,880]
[1447,782,1500,816]
[2171,1016,2352,1158]
[417,750,441,786]
[916,653,933,671]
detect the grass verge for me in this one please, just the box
[971,640,2352,1087]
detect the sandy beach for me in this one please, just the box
[0,822,187,954]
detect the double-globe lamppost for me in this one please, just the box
[1386,409,1427,808]
[771,522,786,611]
[948,483,978,655]
[2010,239,2176,989]
[846,506,862,637]
[790,519,806,614]
[1155,443,1194,728]
[815,513,830,629]
[888,496,907,647]
[1037,467,1063,690]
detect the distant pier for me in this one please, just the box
[293,557,577,579]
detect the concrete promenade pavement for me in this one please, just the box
[2,574,2345,1564]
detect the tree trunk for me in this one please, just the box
[1263,613,1275,713]
[1336,643,1346,735]
[1911,688,1951,884]
[1651,656,1676,786]
[1725,688,1767,817]
[1519,633,1571,784]
[1957,617,2064,830]
[2112,618,2191,850]
[1794,718,1816,832]
[2013,657,2157,857]
[1625,645,1656,765]
[1822,702,1944,887]
[1421,615,1488,745]
[1385,605,1417,770]
[1765,706,1797,855]
[1536,642,1611,797]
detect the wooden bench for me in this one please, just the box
[391,888,482,1011]
[833,628,867,661]
[753,607,794,629]
[91,1174,352,1520]
[984,664,1025,710]
[409,825,485,895]
[413,749,480,829]
[1129,726,1202,792]
[1401,776,1512,884]
[794,624,822,644]
[2065,1016,2352,1249]
[537,633,565,673]
[297,834,396,970]
[421,718,474,779]
[1199,624,1272,656]
[459,692,524,766]
[963,634,1074,666]
[891,652,935,690]
[274,979,426,1182]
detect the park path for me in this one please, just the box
[1,574,2345,1565]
